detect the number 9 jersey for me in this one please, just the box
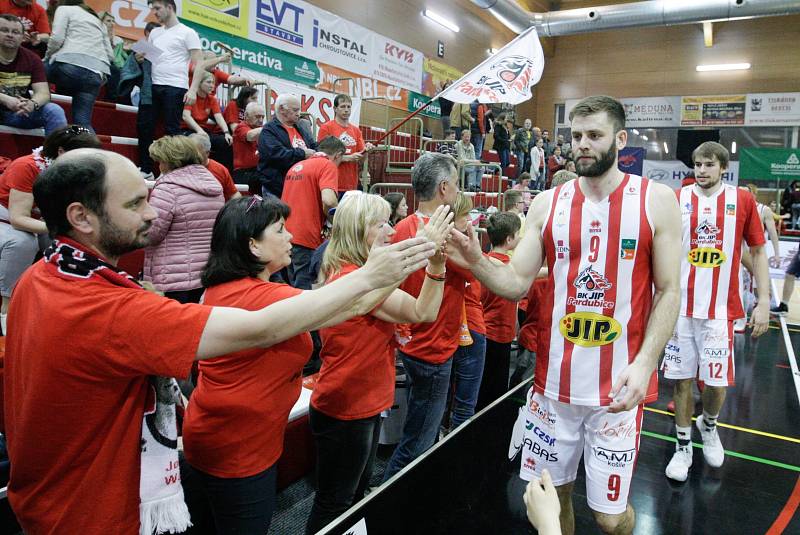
[537,174,657,407]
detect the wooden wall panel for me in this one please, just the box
[519,14,800,131]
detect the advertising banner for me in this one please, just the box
[740,148,800,182]
[181,0,249,36]
[680,95,746,126]
[185,20,319,86]
[643,160,739,189]
[406,91,441,119]
[421,57,463,97]
[266,78,361,130]
[248,0,423,91]
[316,63,407,109]
[617,147,645,176]
[745,93,800,126]
[565,96,681,128]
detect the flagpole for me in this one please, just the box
[371,25,539,146]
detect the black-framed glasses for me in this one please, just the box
[245,194,263,214]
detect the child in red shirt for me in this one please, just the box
[476,211,522,410]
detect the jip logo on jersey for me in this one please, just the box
[559,312,622,348]
[688,247,726,268]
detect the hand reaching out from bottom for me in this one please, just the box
[523,469,561,535]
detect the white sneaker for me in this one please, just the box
[665,445,693,481]
[696,415,725,468]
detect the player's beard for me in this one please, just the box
[575,140,617,178]
[696,175,722,190]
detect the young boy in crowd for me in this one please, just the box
[476,212,522,410]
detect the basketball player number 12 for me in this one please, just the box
[709,362,723,379]
[607,474,621,501]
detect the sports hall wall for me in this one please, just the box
[516,13,800,131]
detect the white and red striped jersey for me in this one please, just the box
[678,184,765,320]
[537,174,658,406]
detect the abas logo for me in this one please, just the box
[256,0,304,47]
[560,312,622,347]
[522,437,558,462]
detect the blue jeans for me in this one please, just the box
[383,352,454,481]
[514,150,528,177]
[472,133,484,160]
[191,463,277,534]
[498,148,510,170]
[288,244,315,290]
[46,61,103,132]
[0,102,66,135]
[450,331,486,429]
[137,84,187,173]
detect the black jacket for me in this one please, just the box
[257,117,317,197]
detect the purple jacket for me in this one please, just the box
[144,164,224,292]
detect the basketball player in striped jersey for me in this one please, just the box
[449,95,681,535]
[664,142,770,481]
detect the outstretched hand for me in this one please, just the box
[445,222,483,269]
[363,225,435,288]
[523,470,561,535]
[417,205,454,251]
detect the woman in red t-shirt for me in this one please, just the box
[181,71,234,169]
[305,195,452,534]
[222,85,258,134]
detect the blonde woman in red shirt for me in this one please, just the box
[305,194,452,534]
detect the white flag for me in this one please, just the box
[438,27,544,105]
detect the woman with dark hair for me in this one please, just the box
[223,86,259,134]
[182,195,444,533]
[383,191,408,226]
[0,125,99,333]
[44,0,114,131]
[493,113,511,170]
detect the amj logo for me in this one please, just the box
[688,247,726,268]
[256,0,304,47]
[559,312,621,347]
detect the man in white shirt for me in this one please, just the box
[136,0,205,177]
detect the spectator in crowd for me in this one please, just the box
[143,20,159,37]
[512,119,533,177]
[550,169,577,188]
[258,93,316,198]
[789,180,800,229]
[382,153,468,481]
[470,100,489,160]
[136,0,205,177]
[542,129,555,156]
[447,192,486,430]
[493,113,511,171]
[555,133,570,156]
[504,189,526,227]
[0,15,66,134]
[511,172,533,211]
[449,100,472,139]
[476,212,521,410]
[384,191,407,226]
[317,94,373,194]
[4,147,436,534]
[223,85,258,134]
[181,70,232,169]
[529,137,546,189]
[511,273,547,387]
[281,136,344,290]
[190,49,255,96]
[98,11,129,102]
[565,159,576,173]
[0,124,98,334]
[305,196,451,534]
[43,0,114,132]
[233,101,264,194]
[0,0,50,54]
[144,135,224,303]
[188,132,240,201]
[436,129,457,157]
[455,129,480,191]
[438,79,453,133]
[547,145,566,180]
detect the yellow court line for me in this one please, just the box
[644,407,800,445]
